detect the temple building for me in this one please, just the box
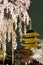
[21,20,40,49]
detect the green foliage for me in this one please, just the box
[0,49,3,55]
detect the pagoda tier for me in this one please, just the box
[22,38,39,43]
[23,30,40,37]
[21,43,38,49]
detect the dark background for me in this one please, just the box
[29,0,43,39]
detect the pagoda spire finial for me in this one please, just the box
[29,18,32,30]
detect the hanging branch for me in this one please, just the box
[0,0,30,64]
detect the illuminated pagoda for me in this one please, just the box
[21,19,40,49]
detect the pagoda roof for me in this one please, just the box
[26,29,34,33]
[22,38,39,43]
[23,30,40,37]
[21,43,38,49]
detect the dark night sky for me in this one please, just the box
[29,0,43,39]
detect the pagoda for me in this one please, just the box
[21,19,40,49]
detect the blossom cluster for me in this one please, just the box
[0,0,30,51]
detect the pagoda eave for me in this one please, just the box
[21,43,38,48]
[23,32,40,37]
[22,38,39,43]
